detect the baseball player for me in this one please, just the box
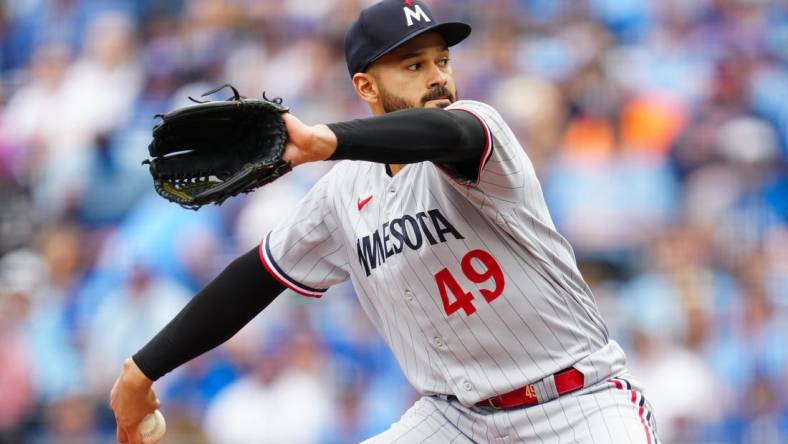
[110,1,660,443]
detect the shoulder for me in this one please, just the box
[314,160,354,186]
[326,159,368,175]
[323,160,377,182]
[308,161,375,200]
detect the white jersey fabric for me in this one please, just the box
[260,100,625,407]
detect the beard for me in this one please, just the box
[379,86,415,113]
[379,84,458,113]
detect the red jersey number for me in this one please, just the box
[434,249,505,317]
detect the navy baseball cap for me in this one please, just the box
[344,0,472,76]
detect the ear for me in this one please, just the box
[352,72,379,106]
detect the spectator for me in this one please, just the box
[83,263,190,391]
[204,326,334,444]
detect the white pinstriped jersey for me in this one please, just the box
[260,100,623,406]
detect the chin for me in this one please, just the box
[424,99,452,109]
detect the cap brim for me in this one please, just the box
[431,22,472,47]
[363,22,472,72]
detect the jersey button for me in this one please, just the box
[388,188,396,194]
[463,381,474,391]
[432,336,444,348]
[404,289,413,301]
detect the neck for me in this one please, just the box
[388,163,405,176]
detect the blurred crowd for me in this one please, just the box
[0,0,786,443]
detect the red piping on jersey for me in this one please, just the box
[608,378,657,444]
[442,106,493,187]
[633,390,653,444]
[258,238,324,298]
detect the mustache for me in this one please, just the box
[421,86,455,105]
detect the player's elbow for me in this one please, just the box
[446,109,486,161]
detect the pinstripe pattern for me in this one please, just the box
[263,100,656,441]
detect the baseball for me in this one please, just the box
[139,409,166,444]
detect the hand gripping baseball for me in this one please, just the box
[144,84,292,210]
[110,358,160,444]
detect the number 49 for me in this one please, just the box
[434,249,505,317]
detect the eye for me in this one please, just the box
[438,58,450,67]
[407,63,421,71]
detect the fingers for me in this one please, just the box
[282,142,303,166]
[282,112,302,127]
[127,423,144,444]
[281,115,305,167]
[282,113,298,136]
[117,426,128,443]
[116,416,150,444]
[147,389,161,409]
[282,113,310,145]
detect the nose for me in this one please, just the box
[426,63,448,90]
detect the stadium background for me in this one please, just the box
[0,0,786,443]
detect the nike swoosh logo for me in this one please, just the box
[357,195,373,211]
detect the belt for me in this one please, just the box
[475,367,584,409]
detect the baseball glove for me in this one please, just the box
[144,84,291,210]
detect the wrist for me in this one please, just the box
[310,124,337,162]
[122,357,154,388]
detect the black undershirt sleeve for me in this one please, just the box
[327,108,487,181]
[132,247,285,381]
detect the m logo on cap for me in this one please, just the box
[403,4,431,27]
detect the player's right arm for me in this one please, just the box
[109,248,286,443]
[110,169,348,443]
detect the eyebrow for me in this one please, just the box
[397,46,449,61]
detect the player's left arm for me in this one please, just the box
[282,108,486,181]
